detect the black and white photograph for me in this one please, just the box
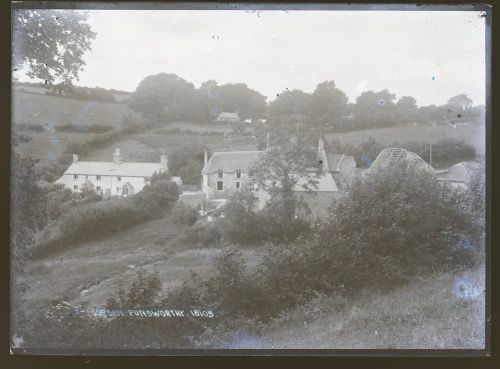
[10,2,489,354]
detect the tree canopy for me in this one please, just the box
[12,9,96,84]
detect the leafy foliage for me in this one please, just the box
[36,176,179,256]
[12,10,96,84]
[249,135,319,241]
[170,203,199,226]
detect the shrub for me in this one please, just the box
[55,124,113,133]
[170,203,199,226]
[220,189,263,244]
[35,177,179,256]
[182,222,223,248]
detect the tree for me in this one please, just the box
[248,136,320,241]
[268,89,312,121]
[12,9,96,84]
[395,96,418,125]
[129,73,197,125]
[168,144,207,185]
[214,83,267,120]
[310,81,349,132]
[221,188,262,244]
[447,94,473,112]
[354,89,397,129]
[267,89,312,135]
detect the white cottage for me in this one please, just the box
[55,148,182,197]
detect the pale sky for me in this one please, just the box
[21,10,487,106]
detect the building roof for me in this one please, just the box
[293,172,339,192]
[62,161,165,177]
[203,150,263,173]
[370,148,434,174]
[216,112,240,120]
[435,162,472,183]
[325,153,344,171]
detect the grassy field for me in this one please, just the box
[256,267,485,349]
[12,90,132,129]
[326,123,485,155]
[19,216,265,313]
[83,132,261,162]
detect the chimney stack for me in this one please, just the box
[72,154,78,163]
[318,136,325,152]
[160,154,168,171]
[204,150,208,167]
[113,148,122,164]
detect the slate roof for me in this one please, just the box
[62,161,165,177]
[326,153,343,171]
[293,172,339,192]
[203,150,263,173]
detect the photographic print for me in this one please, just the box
[10,2,489,354]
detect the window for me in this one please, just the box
[116,187,121,193]
[236,170,241,179]
[96,175,101,181]
[85,175,89,180]
[235,182,240,190]
[73,175,78,180]
[218,170,223,178]
[117,176,122,181]
[73,185,78,190]
[96,186,101,191]
[217,181,223,191]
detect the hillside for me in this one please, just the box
[326,123,485,155]
[12,90,132,129]
[19,216,265,313]
[218,267,485,349]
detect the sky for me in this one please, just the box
[19,9,487,106]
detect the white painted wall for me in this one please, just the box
[56,174,150,196]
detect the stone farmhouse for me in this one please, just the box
[55,148,182,197]
[201,137,353,215]
[214,112,240,123]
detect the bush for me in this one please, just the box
[170,203,199,226]
[35,177,179,256]
[182,222,223,248]
[220,189,263,245]
[55,124,113,133]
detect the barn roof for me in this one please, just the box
[62,161,165,177]
[203,150,263,173]
[435,162,472,183]
[217,112,240,120]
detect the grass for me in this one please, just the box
[84,132,261,162]
[18,214,264,315]
[258,267,485,349]
[326,124,485,155]
[12,90,132,129]
[14,131,97,165]
[154,121,234,134]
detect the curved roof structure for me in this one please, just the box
[370,148,434,174]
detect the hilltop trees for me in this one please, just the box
[12,10,96,85]
[310,81,349,131]
[353,89,397,129]
[129,73,198,125]
[130,74,267,125]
